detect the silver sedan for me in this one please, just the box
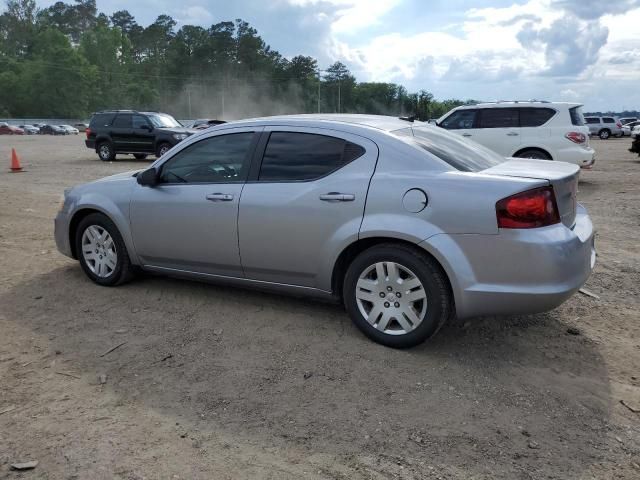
[55,115,595,348]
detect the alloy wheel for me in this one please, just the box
[355,261,427,335]
[99,144,111,160]
[81,225,117,278]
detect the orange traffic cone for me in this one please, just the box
[10,148,23,172]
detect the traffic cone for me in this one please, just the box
[10,148,23,172]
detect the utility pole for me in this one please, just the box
[338,80,341,113]
[317,71,321,113]
[187,88,192,119]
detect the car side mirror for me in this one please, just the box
[137,167,159,187]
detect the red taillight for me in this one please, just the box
[616,122,622,128]
[85,127,91,139]
[565,131,586,144]
[496,186,560,229]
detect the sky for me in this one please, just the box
[36,0,640,111]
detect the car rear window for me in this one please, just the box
[258,132,365,182]
[478,108,519,128]
[398,126,506,172]
[569,106,585,126]
[520,107,556,127]
[89,113,115,128]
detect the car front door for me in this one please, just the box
[130,128,260,276]
[238,127,378,290]
[110,113,133,151]
[438,109,479,142]
[131,114,155,153]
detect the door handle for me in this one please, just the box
[319,192,355,202]
[206,193,234,202]
[461,133,472,137]
[506,132,519,136]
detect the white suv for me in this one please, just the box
[436,101,595,168]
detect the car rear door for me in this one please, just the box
[238,127,378,290]
[519,107,554,148]
[130,128,261,276]
[474,108,521,156]
[110,113,133,151]
[130,114,155,153]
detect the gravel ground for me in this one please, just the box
[0,135,639,479]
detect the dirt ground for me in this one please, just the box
[0,134,639,479]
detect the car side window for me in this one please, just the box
[113,114,132,128]
[520,108,555,127]
[602,118,615,124]
[585,118,599,124]
[439,110,477,130]
[160,132,254,184]
[478,108,519,128]
[132,115,149,129]
[258,132,364,182]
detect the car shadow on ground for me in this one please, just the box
[1,265,613,478]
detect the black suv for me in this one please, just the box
[85,110,196,161]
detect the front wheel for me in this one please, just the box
[75,213,134,286]
[343,244,452,348]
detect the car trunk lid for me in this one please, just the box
[484,158,579,228]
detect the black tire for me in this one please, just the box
[156,142,171,158]
[97,141,116,161]
[75,213,134,286]
[133,153,148,160]
[343,243,452,348]
[599,129,610,140]
[514,149,552,160]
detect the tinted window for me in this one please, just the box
[520,107,555,127]
[259,132,362,182]
[602,117,615,124]
[113,114,132,128]
[478,108,519,128]
[89,113,115,128]
[160,133,254,183]
[439,110,477,130]
[569,107,585,126]
[132,115,149,129]
[584,117,599,124]
[399,126,506,172]
[148,113,181,128]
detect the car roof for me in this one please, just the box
[455,101,582,110]
[221,114,418,133]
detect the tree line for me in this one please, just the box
[0,0,474,119]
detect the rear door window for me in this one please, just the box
[258,132,364,182]
[113,114,132,128]
[520,108,556,127]
[478,108,519,128]
[439,110,477,130]
[603,118,615,124]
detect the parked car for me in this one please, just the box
[435,101,595,168]
[18,124,40,134]
[621,120,640,136]
[0,122,24,135]
[59,124,79,135]
[85,110,195,161]
[39,124,66,135]
[55,115,595,348]
[630,125,640,157]
[74,123,89,132]
[584,116,623,139]
[32,123,47,132]
[192,118,227,130]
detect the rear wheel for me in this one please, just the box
[599,129,611,140]
[515,149,551,160]
[75,213,134,286]
[97,141,116,161]
[343,244,451,348]
[133,153,148,160]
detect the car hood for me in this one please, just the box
[91,170,141,184]
[157,127,196,134]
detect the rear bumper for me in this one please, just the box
[422,204,595,319]
[556,146,595,168]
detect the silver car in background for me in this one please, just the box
[54,115,595,348]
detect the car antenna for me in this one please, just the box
[399,115,416,122]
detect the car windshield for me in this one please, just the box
[147,114,181,128]
[396,125,506,172]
